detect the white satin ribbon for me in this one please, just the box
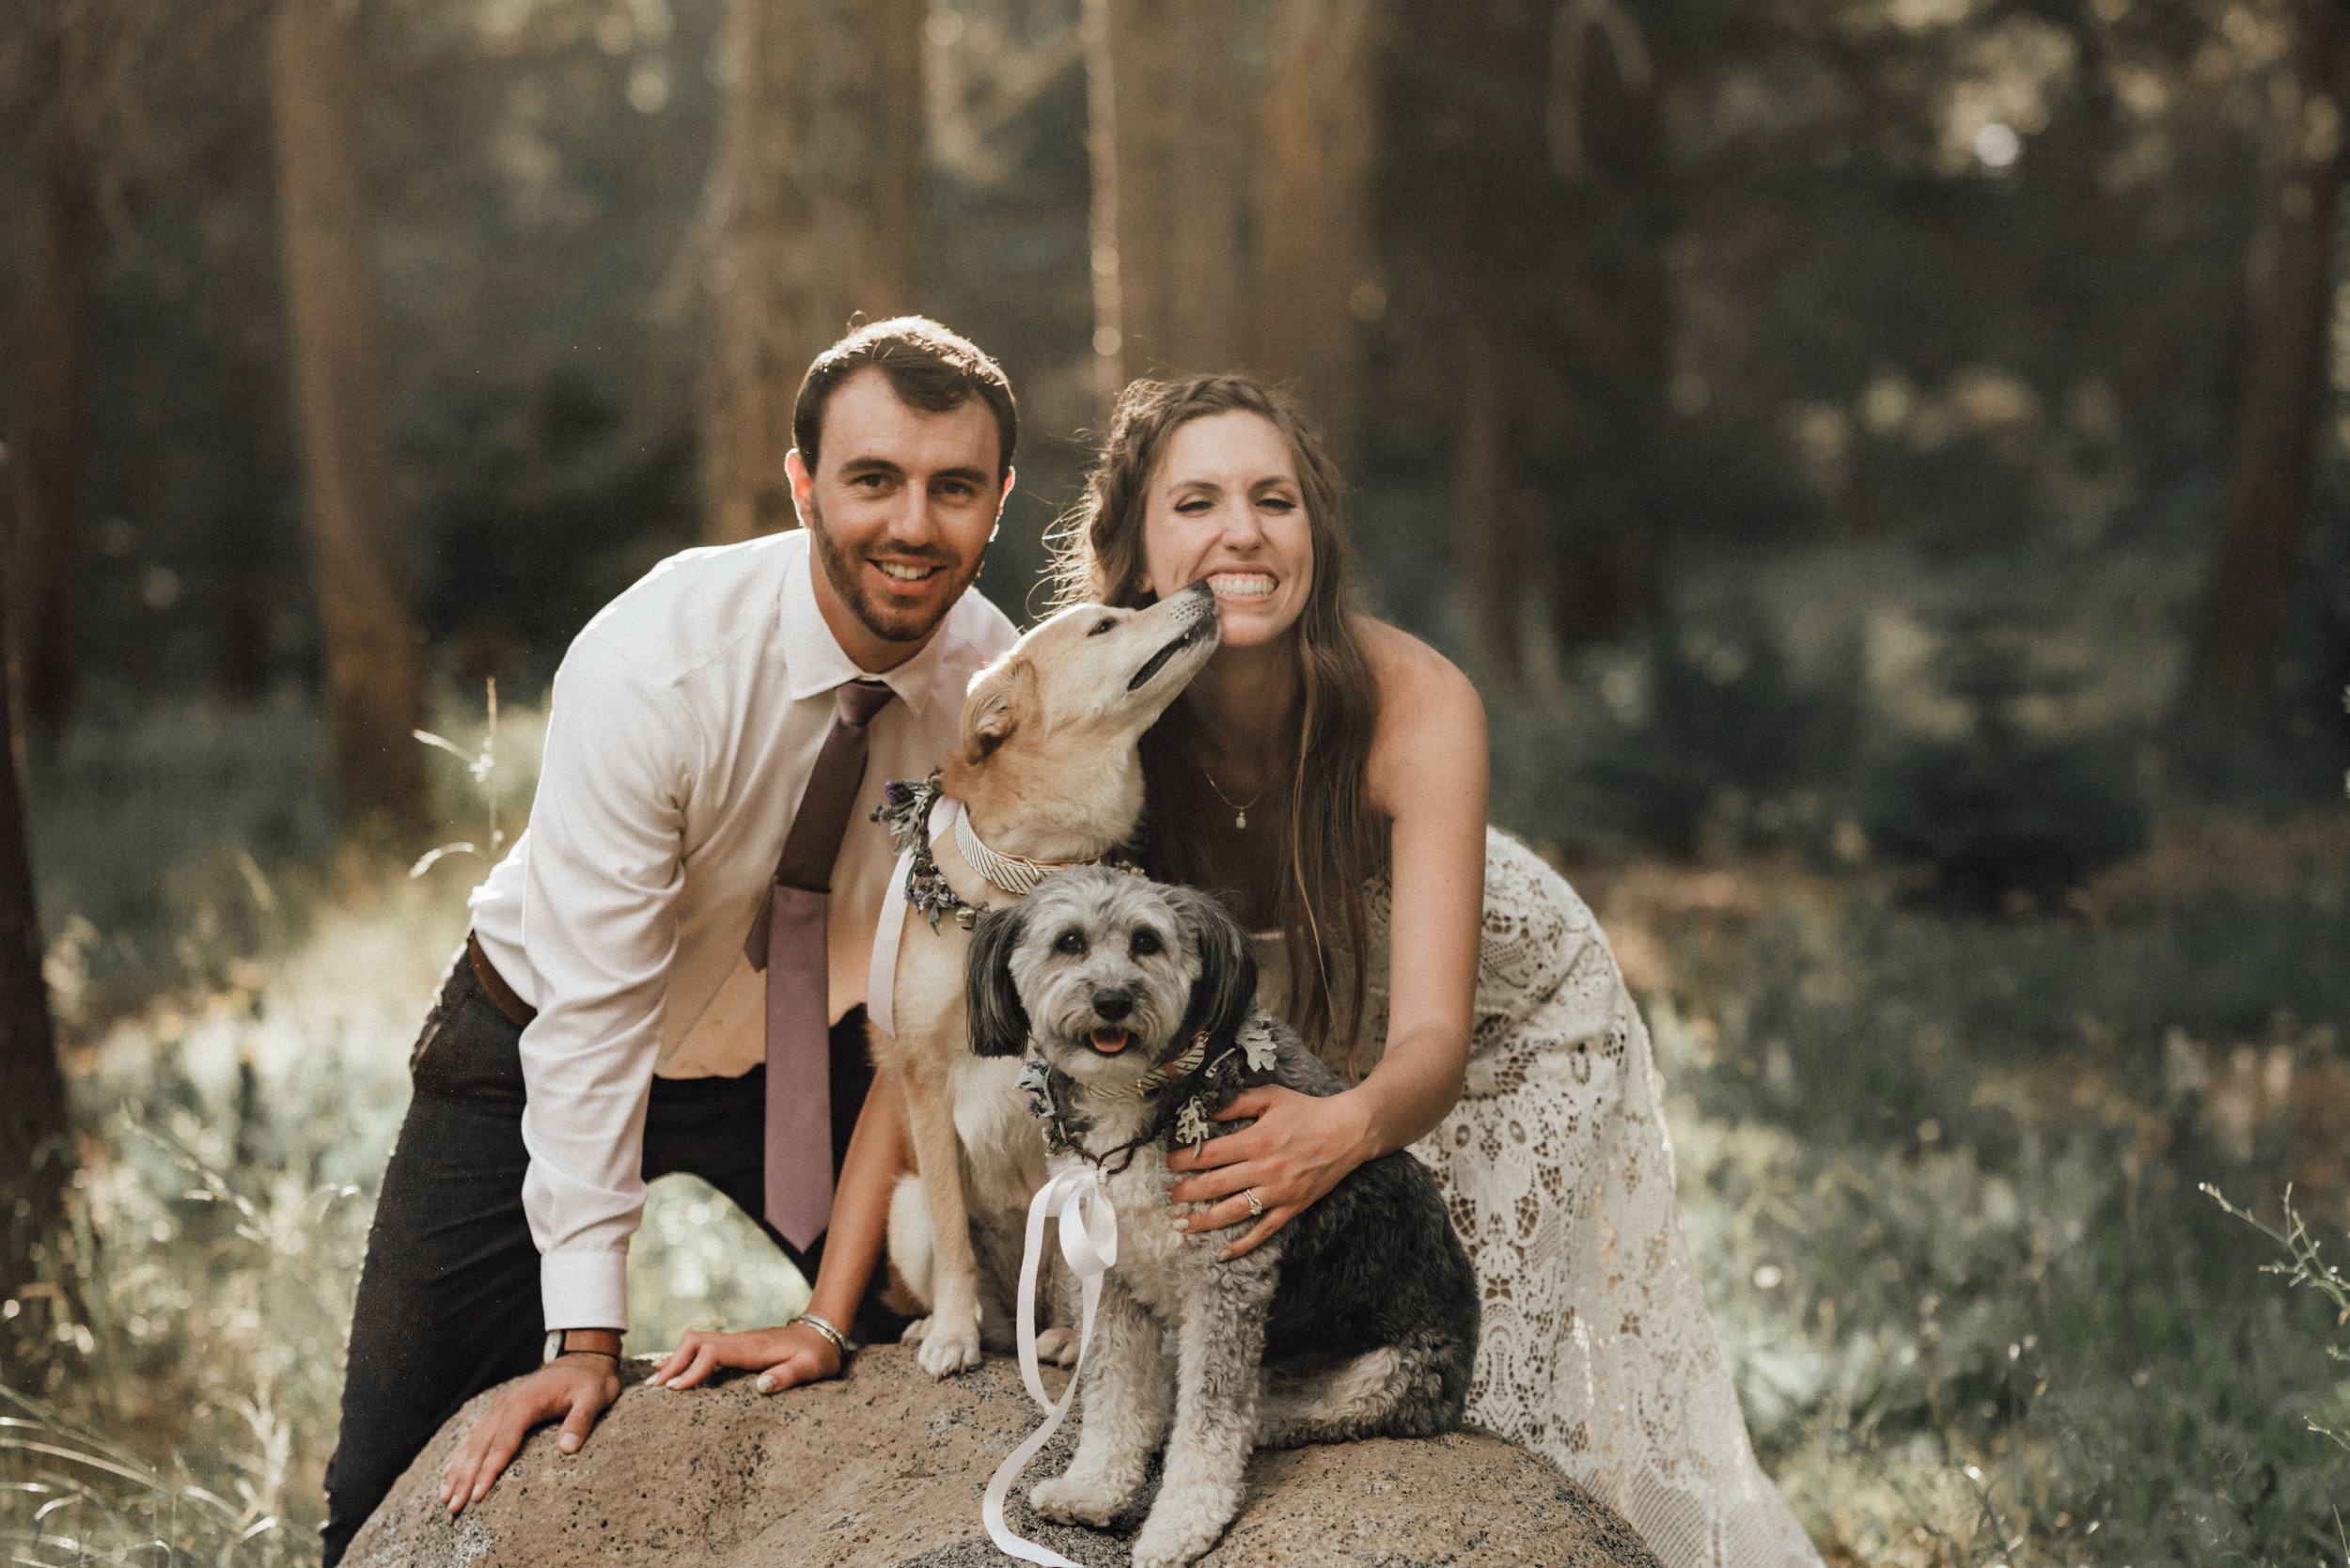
[866,793,960,1040]
[981,1163,1119,1566]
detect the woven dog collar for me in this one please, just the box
[1134,1031,1211,1097]
[954,809,1079,897]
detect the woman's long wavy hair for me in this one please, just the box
[1046,376,1386,1062]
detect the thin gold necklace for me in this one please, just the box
[1199,765,1267,830]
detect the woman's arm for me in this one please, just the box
[1167,624,1487,1258]
[649,1064,909,1389]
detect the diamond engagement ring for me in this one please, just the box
[1245,1187,1263,1217]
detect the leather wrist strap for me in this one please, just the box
[545,1327,622,1363]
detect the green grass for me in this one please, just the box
[1630,858,2350,1565]
[7,694,2346,1565]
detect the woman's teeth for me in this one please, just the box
[1206,573,1275,600]
[876,560,936,582]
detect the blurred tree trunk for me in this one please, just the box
[265,0,429,836]
[1254,0,1379,463]
[1083,0,1252,400]
[214,334,279,699]
[8,27,105,742]
[1545,0,1668,654]
[701,0,923,543]
[1457,302,1527,682]
[0,587,70,1303]
[2197,2,2350,703]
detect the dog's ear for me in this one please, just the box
[1164,885,1259,1044]
[960,655,1034,763]
[964,902,1033,1058]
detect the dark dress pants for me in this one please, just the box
[319,952,902,1564]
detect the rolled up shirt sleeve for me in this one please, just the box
[516,638,701,1332]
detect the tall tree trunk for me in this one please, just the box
[701,0,924,544]
[2197,2,2350,703]
[1457,302,1525,682]
[0,587,70,1304]
[265,0,429,836]
[214,336,279,699]
[1254,0,1379,463]
[8,41,105,742]
[1545,0,1668,654]
[1083,0,1252,400]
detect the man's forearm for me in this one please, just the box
[803,1068,907,1332]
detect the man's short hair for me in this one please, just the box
[794,317,1018,481]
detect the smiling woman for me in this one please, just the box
[1047,373,1826,1568]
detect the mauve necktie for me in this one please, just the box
[745,677,896,1249]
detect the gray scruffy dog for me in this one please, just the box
[966,866,1479,1568]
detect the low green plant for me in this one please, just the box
[1658,872,2350,1566]
[2204,1183,2350,1454]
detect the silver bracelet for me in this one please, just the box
[789,1311,853,1360]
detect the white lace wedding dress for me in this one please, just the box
[1253,829,1821,1568]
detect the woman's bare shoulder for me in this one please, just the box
[1355,617,1486,808]
[1357,617,1483,734]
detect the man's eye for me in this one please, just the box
[1087,618,1117,636]
[1054,930,1088,957]
[1130,928,1163,957]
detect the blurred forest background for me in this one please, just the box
[1,0,2347,1563]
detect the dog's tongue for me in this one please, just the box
[1089,1027,1132,1055]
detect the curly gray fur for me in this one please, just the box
[967,868,1480,1568]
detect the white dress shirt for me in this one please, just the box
[466,528,1016,1330]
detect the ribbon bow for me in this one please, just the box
[981,1164,1120,1566]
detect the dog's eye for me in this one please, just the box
[1086,617,1117,636]
[1130,927,1163,957]
[1054,929,1089,957]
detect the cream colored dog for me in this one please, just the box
[872,580,1219,1377]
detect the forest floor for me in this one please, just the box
[3,698,2346,1567]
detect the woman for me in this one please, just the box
[1047,374,1823,1568]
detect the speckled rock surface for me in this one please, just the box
[345,1344,1661,1568]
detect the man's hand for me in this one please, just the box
[439,1353,622,1515]
[645,1322,843,1393]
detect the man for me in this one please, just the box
[321,319,1022,1562]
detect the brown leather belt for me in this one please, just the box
[467,932,538,1028]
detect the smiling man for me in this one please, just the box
[320,320,1022,1562]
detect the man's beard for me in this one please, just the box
[805,498,986,646]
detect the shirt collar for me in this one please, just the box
[778,528,957,716]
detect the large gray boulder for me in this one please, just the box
[345,1344,1662,1568]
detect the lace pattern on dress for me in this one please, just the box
[1289,830,1822,1568]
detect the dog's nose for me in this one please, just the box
[1091,990,1133,1023]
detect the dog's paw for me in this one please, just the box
[1030,1472,1128,1528]
[899,1316,930,1344]
[915,1319,982,1377]
[1033,1325,1078,1367]
[1130,1485,1238,1568]
[1130,1512,1226,1568]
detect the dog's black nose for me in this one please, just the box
[1091,990,1133,1022]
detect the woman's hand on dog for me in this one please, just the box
[646,1323,843,1394]
[1165,1085,1377,1260]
